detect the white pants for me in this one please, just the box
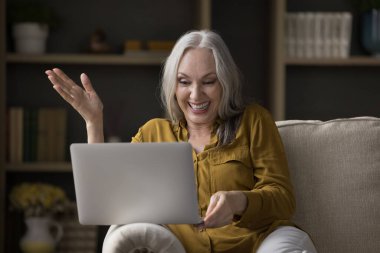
[257,226,317,253]
[103,224,317,253]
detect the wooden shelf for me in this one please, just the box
[286,57,380,66]
[6,162,72,172]
[6,52,168,65]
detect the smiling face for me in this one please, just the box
[175,47,222,128]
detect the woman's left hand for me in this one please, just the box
[203,191,248,228]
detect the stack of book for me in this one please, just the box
[8,107,67,163]
[57,202,98,253]
[285,12,352,59]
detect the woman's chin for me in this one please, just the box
[186,114,215,126]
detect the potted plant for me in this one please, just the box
[351,0,380,56]
[9,182,69,253]
[8,1,59,54]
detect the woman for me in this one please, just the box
[46,30,317,252]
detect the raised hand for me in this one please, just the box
[45,68,103,125]
[45,68,104,143]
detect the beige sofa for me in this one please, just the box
[103,117,380,253]
[277,117,380,252]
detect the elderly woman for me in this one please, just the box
[46,30,317,253]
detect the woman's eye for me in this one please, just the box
[203,80,216,85]
[178,79,190,85]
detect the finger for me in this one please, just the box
[80,73,95,92]
[45,70,59,86]
[53,68,73,83]
[53,85,75,104]
[52,68,78,89]
[47,74,75,94]
[46,69,72,90]
[205,198,224,222]
[204,195,234,228]
[47,74,64,88]
[205,194,219,217]
[204,200,224,227]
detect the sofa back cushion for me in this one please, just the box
[276,117,380,253]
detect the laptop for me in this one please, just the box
[70,142,203,225]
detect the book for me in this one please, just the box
[43,108,68,162]
[57,202,98,253]
[9,107,23,163]
[314,13,323,58]
[285,13,297,58]
[285,11,352,59]
[55,108,68,161]
[304,12,315,58]
[295,12,307,58]
[340,12,352,58]
[331,13,341,58]
[322,13,333,58]
[7,106,68,163]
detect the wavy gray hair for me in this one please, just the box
[160,30,246,146]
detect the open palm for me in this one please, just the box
[45,68,103,124]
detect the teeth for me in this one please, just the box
[190,102,209,110]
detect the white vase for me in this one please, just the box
[20,216,63,253]
[12,22,49,54]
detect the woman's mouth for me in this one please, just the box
[188,102,210,112]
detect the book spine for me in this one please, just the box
[9,107,24,163]
[57,202,98,253]
[23,108,30,162]
[295,12,307,58]
[29,108,38,161]
[37,108,48,161]
[340,12,352,58]
[314,12,323,58]
[286,13,297,58]
[55,108,68,161]
[331,13,341,58]
[304,12,314,58]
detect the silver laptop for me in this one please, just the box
[70,142,202,225]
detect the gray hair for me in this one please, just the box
[160,30,246,146]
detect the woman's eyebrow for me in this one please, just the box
[177,72,189,77]
[177,72,216,78]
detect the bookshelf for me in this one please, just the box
[6,53,168,65]
[6,163,72,172]
[269,0,380,120]
[0,0,211,253]
[286,57,380,66]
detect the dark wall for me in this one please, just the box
[212,0,271,107]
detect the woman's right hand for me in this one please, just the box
[45,68,103,126]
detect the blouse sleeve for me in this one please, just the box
[234,107,296,230]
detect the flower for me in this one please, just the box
[9,183,69,217]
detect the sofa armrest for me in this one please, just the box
[102,223,185,253]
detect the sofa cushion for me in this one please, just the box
[276,117,380,253]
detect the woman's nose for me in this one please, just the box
[190,84,202,99]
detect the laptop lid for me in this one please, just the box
[70,142,202,225]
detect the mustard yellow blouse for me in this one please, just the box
[132,104,296,253]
